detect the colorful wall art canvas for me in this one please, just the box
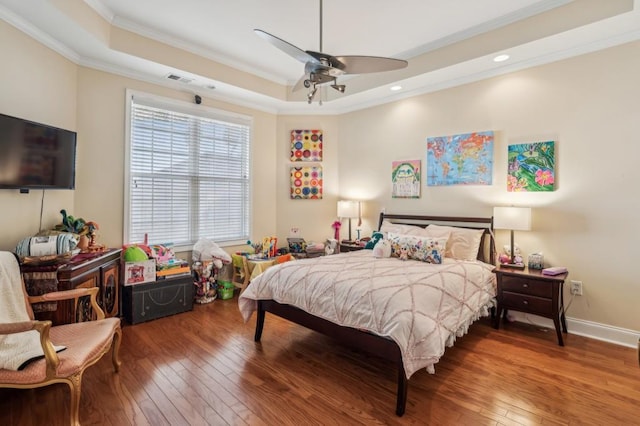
[291,129,322,162]
[290,166,323,199]
[426,131,494,186]
[392,160,421,198]
[507,141,555,192]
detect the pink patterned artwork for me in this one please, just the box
[290,166,323,199]
[291,130,322,162]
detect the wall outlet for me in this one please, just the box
[570,280,583,296]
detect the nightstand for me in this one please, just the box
[493,266,569,346]
[339,241,364,252]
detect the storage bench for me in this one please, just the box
[122,275,194,324]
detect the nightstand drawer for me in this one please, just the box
[501,276,553,298]
[502,291,553,315]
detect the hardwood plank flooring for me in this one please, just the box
[2,297,638,425]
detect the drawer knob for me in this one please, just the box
[522,283,529,288]
[522,300,529,305]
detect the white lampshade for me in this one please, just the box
[337,200,360,218]
[493,206,532,231]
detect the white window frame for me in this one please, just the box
[124,90,252,251]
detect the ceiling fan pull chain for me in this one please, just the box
[319,0,323,52]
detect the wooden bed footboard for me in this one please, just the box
[255,300,409,416]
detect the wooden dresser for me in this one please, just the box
[21,249,122,325]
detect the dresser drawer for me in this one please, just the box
[501,276,553,298]
[502,291,553,315]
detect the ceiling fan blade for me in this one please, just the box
[254,29,320,64]
[333,56,408,74]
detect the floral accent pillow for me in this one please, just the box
[387,232,448,264]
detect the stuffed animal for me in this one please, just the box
[372,239,391,258]
[325,238,338,255]
[365,232,384,249]
[399,247,409,261]
[193,261,217,304]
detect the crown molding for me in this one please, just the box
[0,4,81,63]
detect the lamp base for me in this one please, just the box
[500,263,525,269]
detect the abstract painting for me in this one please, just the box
[426,131,493,185]
[291,129,322,162]
[392,160,421,198]
[290,166,323,199]
[507,141,555,192]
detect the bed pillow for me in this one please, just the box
[387,232,447,264]
[379,220,430,238]
[425,225,484,261]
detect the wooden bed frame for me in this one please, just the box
[253,213,495,416]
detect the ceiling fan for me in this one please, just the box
[254,0,408,104]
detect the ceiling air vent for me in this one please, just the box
[165,73,194,84]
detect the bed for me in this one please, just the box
[238,213,497,416]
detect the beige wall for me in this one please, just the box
[2,17,639,334]
[275,116,340,244]
[333,41,640,331]
[0,21,76,246]
[0,20,278,257]
[73,68,278,252]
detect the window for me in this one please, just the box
[125,92,251,249]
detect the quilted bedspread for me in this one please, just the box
[238,250,496,378]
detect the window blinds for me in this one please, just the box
[128,98,251,247]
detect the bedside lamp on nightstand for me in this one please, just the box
[337,200,360,243]
[493,206,531,269]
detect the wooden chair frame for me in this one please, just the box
[0,285,121,426]
[231,255,250,294]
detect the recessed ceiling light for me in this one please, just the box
[390,85,402,91]
[493,54,510,63]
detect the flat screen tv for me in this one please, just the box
[0,113,77,190]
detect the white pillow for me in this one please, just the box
[425,225,484,261]
[379,220,430,238]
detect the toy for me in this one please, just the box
[499,244,524,266]
[372,239,391,258]
[325,238,338,255]
[399,247,409,261]
[331,220,342,241]
[123,245,149,262]
[365,232,383,249]
[192,260,217,304]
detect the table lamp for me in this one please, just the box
[337,200,360,242]
[493,206,531,268]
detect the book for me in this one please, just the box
[156,266,191,277]
[542,266,567,276]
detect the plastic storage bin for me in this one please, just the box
[217,280,235,299]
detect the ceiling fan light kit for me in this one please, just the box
[254,0,408,104]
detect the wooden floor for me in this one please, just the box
[2,296,639,425]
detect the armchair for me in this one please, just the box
[0,252,122,426]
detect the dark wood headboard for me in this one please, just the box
[377,212,496,265]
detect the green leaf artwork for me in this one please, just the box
[507,141,555,192]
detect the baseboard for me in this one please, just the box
[506,312,640,348]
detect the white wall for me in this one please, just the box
[334,41,640,332]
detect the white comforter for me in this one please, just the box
[238,250,496,378]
